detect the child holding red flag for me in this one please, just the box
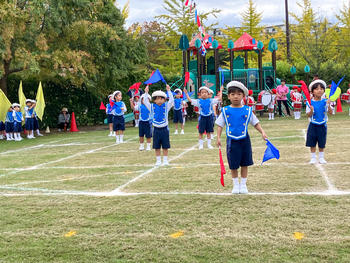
[306,79,333,164]
[143,85,174,166]
[216,81,268,194]
[111,91,127,144]
[106,95,114,136]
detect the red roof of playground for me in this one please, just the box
[233,32,259,51]
[189,32,223,50]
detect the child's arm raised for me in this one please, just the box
[183,88,192,103]
[143,85,151,111]
[129,98,135,111]
[166,84,174,110]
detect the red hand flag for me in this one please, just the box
[298,80,311,106]
[129,82,142,95]
[219,148,226,187]
[184,72,190,87]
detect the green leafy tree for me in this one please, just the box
[155,0,220,74]
[240,0,263,39]
[336,1,350,64]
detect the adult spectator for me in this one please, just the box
[276,80,291,117]
[58,108,70,131]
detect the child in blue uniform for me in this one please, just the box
[306,79,333,164]
[5,106,14,141]
[111,91,127,144]
[173,88,185,135]
[216,81,268,194]
[24,99,35,139]
[184,86,223,149]
[130,93,152,151]
[32,100,43,137]
[12,103,24,141]
[106,94,114,136]
[143,85,174,166]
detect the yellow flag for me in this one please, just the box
[18,81,26,114]
[0,89,12,122]
[35,82,45,120]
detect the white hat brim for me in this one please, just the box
[226,81,248,96]
[152,90,167,98]
[309,80,327,91]
[199,86,211,93]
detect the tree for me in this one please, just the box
[155,0,220,74]
[241,0,263,39]
[0,0,147,96]
[290,0,339,73]
[336,1,350,64]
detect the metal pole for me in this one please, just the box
[285,0,291,62]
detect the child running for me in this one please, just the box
[216,81,268,194]
[143,85,174,166]
[306,79,333,164]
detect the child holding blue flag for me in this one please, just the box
[5,106,14,141]
[111,91,127,144]
[130,92,152,151]
[216,81,268,194]
[184,86,223,149]
[173,89,185,135]
[143,85,174,166]
[306,79,333,164]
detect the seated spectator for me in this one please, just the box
[58,108,70,131]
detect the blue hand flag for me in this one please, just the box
[144,69,167,85]
[261,140,280,164]
[218,67,224,86]
[330,76,345,97]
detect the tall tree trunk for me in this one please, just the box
[0,60,10,96]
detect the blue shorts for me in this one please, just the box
[33,117,39,130]
[25,118,34,131]
[226,134,253,170]
[113,115,125,131]
[198,115,214,134]
[107,114,113,124]
[0,122,4,131]
[14,122,22,133]
[173,109,183,123]
[153,126,170,149]
[306,123,327,148]
[5,122,14,133]
[139,120,152,138]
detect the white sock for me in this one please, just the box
[156,156,161,162]
[268,113,271,118]
[6,134,10,140]
[36,129,40,134]
[116,135,120,141]
[319,152,324,159]
[199,139,204,146]
[10,133,14,139]
[163,156,168,162]
[233,178,239,186]
[272,113,274,119]
[311,152,316,159]
[120,134,124,141]
[241,177,247,186]
[207,139,211,146]
[140,143,144,147]
[294,112,297,119]
[147,143,151,148]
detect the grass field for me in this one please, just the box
[0,112,350,262]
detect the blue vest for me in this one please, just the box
[140,104,151,121]
[113,101,124,116]
[310,99,327,125]
[152,103,167,126]
[14,112,23,122]
[6,112,14,122]
[199,99,212,116]
[174,98,182,110]
[223,106,252,140]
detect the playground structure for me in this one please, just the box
[177,32,278,98]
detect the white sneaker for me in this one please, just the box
[120,138,124,143]
[162,160,169,166]
[232,184,240,194]
[37,133,43,136]
[199,144,203,150]
[309,158,317,164]
[239,184,249,194]
[115,138,120,144]
[207,144,214,149]
[108,133,113,137]
[135,123,139,127]
[174,130,178,135]
[155,160,162,166]
[180,130,184,134]
[139,144,145,151]
[146,145,151,151]
[319,158,327,164]
[211,134,214,140]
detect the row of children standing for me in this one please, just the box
[0,99,43,141]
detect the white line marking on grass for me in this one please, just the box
[0,139,66,155]
[0,137,137,178]
[302,129,337,191]
[110,143,200,193]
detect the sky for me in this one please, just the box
[116,0,345,28]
